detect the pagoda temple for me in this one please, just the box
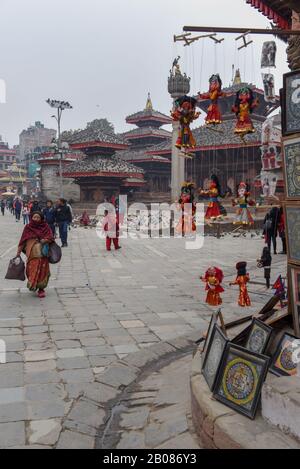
[117,94,172,194]
[62,119,145,203]
[149,73,280,197]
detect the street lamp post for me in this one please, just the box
[46,99,73,198]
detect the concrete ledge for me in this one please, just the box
[191,350,300,449]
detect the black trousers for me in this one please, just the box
[267,234,277,254]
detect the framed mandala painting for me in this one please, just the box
[282,71,300,137]
[202,324,228,391]
[244,319,273,355]
[202,309,226,362]
[270,333,300,377]
[213,343,270,419]
[282,135,300,200]
[285,204,300,265]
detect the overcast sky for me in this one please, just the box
[0,0,290,145]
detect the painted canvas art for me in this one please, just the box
[285,205,300,264]
[214,344,270,419]
[202,324,228,391]
[245,319,272,355]
[271,333,300,377]
[283,136,300,200]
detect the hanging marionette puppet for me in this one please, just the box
[230,261,251,307]
[199,174,223,223]
[232,87,259,139]
[200,266,224,306]
[176,182,196,236]
[198,74,224,125]
[171,96,200,156]
[232,182,255,226]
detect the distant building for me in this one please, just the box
[19,121,56,161]
[0,137,17,171]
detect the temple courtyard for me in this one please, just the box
[0,213,287,448]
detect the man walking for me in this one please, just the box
[55,198,72,247]
[0,200,5,216]
[14,198,23,222]
[43,200,56,237]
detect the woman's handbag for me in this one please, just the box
[5,256,26,281]
[48,242,62,264]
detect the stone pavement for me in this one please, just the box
[0,213,287,448]
[100,352,201,449]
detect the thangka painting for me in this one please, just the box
[271,333,300,377]
[202,324,228,391]
[282,71,300,136]
[289,265,300,337]
[244,319,273,355]
[213,343,270,419]
[283,136,300,200]
[285,205,300,264]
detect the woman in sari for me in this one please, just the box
[17,211,54,298]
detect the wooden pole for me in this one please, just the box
[183,26,300,36]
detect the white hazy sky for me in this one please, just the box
[0,0,290,145]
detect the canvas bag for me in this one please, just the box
[5,256,25,281]
[48,242,62,264]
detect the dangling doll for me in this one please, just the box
[232,87,259,136]
[230,262,251,307]
[232,182,255,225]
[176,182,196,235]
[199,174,223,222]
[171,96,200,152]
[201,266,224,306]
[198,74,224,125]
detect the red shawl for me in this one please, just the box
[18,220,54,247]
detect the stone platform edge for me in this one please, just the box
[190,349,300,449]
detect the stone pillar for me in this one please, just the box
[287,11,300,71]
[171,110,185,201]
[168,60,191,202]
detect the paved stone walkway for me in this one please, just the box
[101,353,201,449]
[0,213,287,448]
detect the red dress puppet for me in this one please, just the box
[230,262,251,307]
[198,74,224,125]
[176,182,196,235]
[199,175,223,222]
[201,266,224,306]
[232,87,259,137]
[171,96,200,152]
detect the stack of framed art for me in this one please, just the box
[282,69,300,338]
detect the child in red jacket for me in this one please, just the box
[103,210,121,251]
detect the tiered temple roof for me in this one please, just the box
[125,94,172,127]
[62,119,145,184]
[245,0,294,29]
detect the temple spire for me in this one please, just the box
[145,92,153,111]
[233,68,242,85]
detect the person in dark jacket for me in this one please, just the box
[43,200,56,237]
[263,206,280,254]
[257,247,272,289]
[54,198,72,247]
[1,200,5,216]
[14,198,23,222]
[30,200,42,214]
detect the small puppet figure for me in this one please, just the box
[171,95,200,152]
[198,74,224,125]
[176,182,196,235]
[232,87,259,137]
[272,275,287,307]
[199,174,223,222]
[201,266,224,306]
[257,247,272,289]
[232,182,255,225]
[230,261,251,307]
